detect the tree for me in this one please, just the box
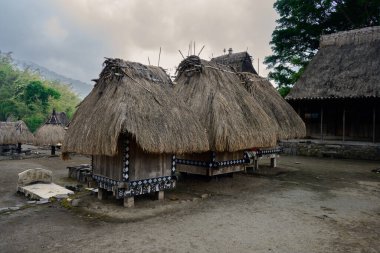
[265,0,380,94]
[24,81,61,112]
[0,52,80,132]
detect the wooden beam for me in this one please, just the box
[98,188,107,200]
[373,105,376,143]
[270,157,277,168]
[320,106,324,141]
[124,196,134,208]
[342,108,346,142]
[156,191,164,201]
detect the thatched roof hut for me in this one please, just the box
[287,26,380,100]
[286,26,380,142]
[174,56,276,152]
[34,110,66,147]
[239,72,306,139]
[211,49,257,74]
[63,58,209,156]
[62,58,209,205]
[0,120,34,145]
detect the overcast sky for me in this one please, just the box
[0,0,278,83]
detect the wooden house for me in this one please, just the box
[211,49,257,74]
[287,26,380,142]
[173,56,278,176]
[62,58,209,207]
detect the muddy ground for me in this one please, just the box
[0,153,379,253]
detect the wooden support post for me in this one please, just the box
[342,108,346,142]
[124,196,134,208]
[97,188,107,200]
[51,145,56,155]
[320,106,324,141]
[156,191,164,201]
[254,158,259,170]
[270,157,277,168]
[373,105,376,143]
[17,143,22,154]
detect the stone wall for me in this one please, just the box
[280,140,380,161]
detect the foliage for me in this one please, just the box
[0,52,80,132]
[277,86,292,98]
[265,0,380,88]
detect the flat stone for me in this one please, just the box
[18,183,73,200]
[18,168,52,186]
[36,199,50,205]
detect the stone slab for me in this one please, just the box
[18,183,73,200]
[18,168,52,186]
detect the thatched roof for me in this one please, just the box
[34,124,66,146]
[174,56,277,151]
[0,121,34,145]
[56,112,69,126]
[287,26,380,100]
[34,110,66,146]
[62,58,209,156]
[211,51,257,74]
[239,72,306,139]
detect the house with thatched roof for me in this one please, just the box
[239,72,306,140]
[211,49,257,74]
[0,120,34,153]
[34,109,66,155]
[63,58,209,206]
[173,56,277,176]
[287,26,380,142]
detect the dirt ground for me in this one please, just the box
[0,152,379,253]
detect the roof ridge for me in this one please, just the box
[320,26,380,47]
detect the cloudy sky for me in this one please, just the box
[0,0,278,83]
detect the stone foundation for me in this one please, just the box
[280,139,380,161]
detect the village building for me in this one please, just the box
[34,109,67,155]
[173,55,301,176]
[62,58,209,207]
[0,120,34,154]
[286,26,380,143]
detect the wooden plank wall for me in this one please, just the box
[93,137,124,181]
[129,139,172,181]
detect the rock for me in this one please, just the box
[169,195,179,201]
[36,199,49,205]
[201,194,209,199]
[27,200,36,204]
[18,168,52,187]
[192,197,200,202]
[71,199,81,207]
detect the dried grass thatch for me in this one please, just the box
[34,124,66,146]
[34,110,67,146]
[287,26,380,100]
[211,51,257,74]
[0,121,34,144]
[174,56,277,151]
[62,58,209,156]
[239,72,306,139]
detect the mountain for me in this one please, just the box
[14,59,93,98]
